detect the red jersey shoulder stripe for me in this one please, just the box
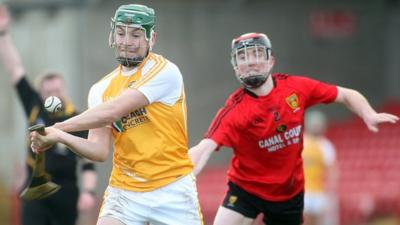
[205,88,246,138]
[272,73,289,80]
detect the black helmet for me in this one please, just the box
[231,33,273,89]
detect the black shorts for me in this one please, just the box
[222,181,304,225]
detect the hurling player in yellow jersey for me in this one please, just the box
[303,110,339,225]
[30,4,203,225]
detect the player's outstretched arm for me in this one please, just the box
[30,126,112,162]
[0,6,25,84]
[335,86,399,132]
[54,88,149,133]
[189,139,218,175]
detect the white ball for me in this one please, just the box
[44,96,63,113]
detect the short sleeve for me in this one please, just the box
[87,85,102,109]
[294,76,338,108]
[134,61,183,105]
[87,82,114,128]
[15,76,43,118]
[87,74,115,109]
[205,107,238,149]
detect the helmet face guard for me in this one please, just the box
[231,33,272,89]
[109,4,155,67]
[113,24,150,67]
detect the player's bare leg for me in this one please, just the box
[97,216,127,225]
[213,206,254,225]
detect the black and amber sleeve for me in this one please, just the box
[15,76,44,121]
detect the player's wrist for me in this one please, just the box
[46,127,62,143]
[52,122,63,130]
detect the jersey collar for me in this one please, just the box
[244,75,277,98]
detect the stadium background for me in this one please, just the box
[0,0,399,224]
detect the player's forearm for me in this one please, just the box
[54,103,118,133]
[189,139,217,175]
[0,33,25,84]
[336,87,376,122]
[57,131,109,162]
[55,89,149,133]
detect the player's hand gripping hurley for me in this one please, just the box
[20,124,61,201]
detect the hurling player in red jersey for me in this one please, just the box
[189,32,399,225]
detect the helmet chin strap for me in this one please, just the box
[117,47,150,67]
[240,73,269,89]
[241,75,266,88]
[117,56,144,67]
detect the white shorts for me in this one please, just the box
[99,173,203,225]
[304,192,328,215]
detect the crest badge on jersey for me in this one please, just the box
[286,93,300,112]
[112,120,125,132]
[128,80,137,89]
[276,124,287,133]
[227,195,238,207]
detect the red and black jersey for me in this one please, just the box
[205,73,338,201]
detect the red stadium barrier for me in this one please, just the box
[327,100,400,225]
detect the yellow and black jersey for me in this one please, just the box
[16,77,92,185]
